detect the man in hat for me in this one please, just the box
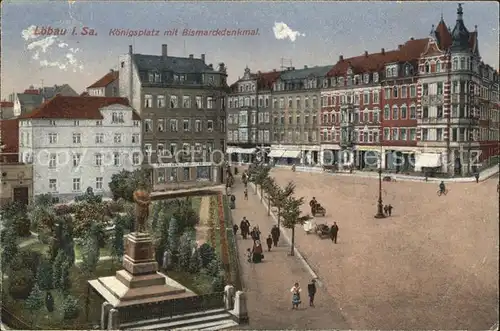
[307,279,317,307]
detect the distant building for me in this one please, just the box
[0,118,33,206]
[18,95,141,201]
[10,84,79,117]
[0,101,14,119]
[118,44,228,190]
[86,70,119,97]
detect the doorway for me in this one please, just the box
[13,187,29,206]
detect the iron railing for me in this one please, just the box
[222,195,243,291]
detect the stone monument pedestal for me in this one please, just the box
[89,232,195,310]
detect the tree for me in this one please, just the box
[172,199,200,232]
[263,177,276,216]
[74,187,102,203]
[60,260,72,295]
[252,165,271,201]
[8,268,35,299]
[52,250,66,289]
[189,247,202,273]
[36,259,54,291]
[62,295,79,320]
[45,291,55,312]
[198,243,215,268]
[79,225,101,277]
[109,169,152,202]
[0,201,31,237]
[168,217,180,262]
[205,255,222,277]
[72,201,108,238]
[268,181,296,230]
[28,196,56,235]
[178,229,195,271]
[1,226,18,272]
[281,195,312,256]
[25,284,44,326]
[110,215,126,265]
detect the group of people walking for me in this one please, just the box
[235,217,282,263]
[290,279,317,309]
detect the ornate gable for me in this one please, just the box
[421,38,443,58]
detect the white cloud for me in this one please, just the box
[272,22,305,42]
[21,25,84,72]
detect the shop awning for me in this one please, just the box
[415,153,441,168]
[268,150,285,158]
[282,150,301,158]
[226,147,257,154]
[268,150,301,158]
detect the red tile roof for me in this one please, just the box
[23,89,40,95]
[327,38,428,77]
[18,95,140,120]
[257,70,282,89]
[0,101,13,107]
[0,119,19,160]
[434,20,452,50]
[87,70,119,88]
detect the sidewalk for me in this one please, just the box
[230,179,349,329]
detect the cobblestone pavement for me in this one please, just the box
[270,168,499,330]
[230,178,350,329]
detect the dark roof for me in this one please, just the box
[39,84,79,99]
[18,95,141,120]
[17,93,44,107]
[279,65,333,81]
[133,54,215,73]
[87,71,119,88]
[327,38,428,77]
[256,71,282,89]
[0,119,19,156]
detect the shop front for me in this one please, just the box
[152,162,217,191]
[319,144,341,167]
[226,146,257,164]
[268,145,301,165]
[356,146,381,170]
[414,152,442,174]
[301,145,320,165]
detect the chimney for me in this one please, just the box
[381,48,385,55]
[201,54,205,63]
[161,44,168,57]
[304,65,308,69]
[273,69,276,72]
[209,64,213,69]
[410,37,414,40]
[364,51,368,57]
[128,45,133,55]
[339,55,344,61]
[258,70,261,74]
[110,69,114,72]
[398,44,403,50]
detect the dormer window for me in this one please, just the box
[330,77,336,86]
[405,65,411,76]
[148,72,154,82]
[323,78,328,88]
[391,67,396,77]
[363,74,369,84]
[425,62,430,73]
[373,73,379,83]
[347,68,353,75]
[386,68,391,77]
[338,77,344,86]
[154,73,161,83]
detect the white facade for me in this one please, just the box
[118,51,142,112]
[18,104,142,201]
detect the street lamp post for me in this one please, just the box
[374,121,385,219]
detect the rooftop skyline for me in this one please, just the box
[1,1,498,99]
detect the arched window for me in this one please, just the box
[391,68,396,77]
[460,57,465,70]
[466,58,470,70]
[400,104,408,119]
[392,105,399,120]
[393,86,399,98]
[425,62,430,73]
[383,105,390,120]
[386,68,391,77]
[112,112,117,122]
[453,57,458,70]
[436,60,441,72]
[405,65,411,76]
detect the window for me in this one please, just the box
[401,86,407,98]
[95,153,102,166]
[393,86,398,98]
[49,120,56,126]
[400,128,407,140]
[392,128,399,140]
[453,58,458,70]
[264,112,270,123]
[183,119,190,131]
[195,120,202,132]
[312,96,317,108]
[96,120,102,126]
[410,85,416,97]
[72,133,81,144]
[114,133,122,143]
[373,110,379,123]
[452,81,459,93]
[425,62,430,73]
[183,96,191,108]
[195,96,202,109]
[437,128,443,141]
[437,106,443,118]
[170,95,178,108]
[422,106,429,118]
[421,128,428,141]
[95,177,103,190]
[384,88,391,99]
[373,91,379,103]
[95,133,104,143]
[48,133,58,144]
[73,120,79,126]
[170,119,178,132]
[72,153,81,167]
[392,105,399,120]
[144,94,153,108]
[72,178,81,192]
[436,60,441,72]
[132,134,140,144]
[400,105,407,119]
[437,82,443,95]
[383,105,390,119]
[363,92,369,104]
[422,83,428,96]
[157,95,166,108]
[383,128,390,140]
[296,97,301,108]
[460,57,465,70]
[114,152,120,166]
[410,128,416,140]
[207,97,215,109]
[410,105,416,119]
[49,153,57,168]
[207,120,214,131]
[133,120,140,127]
[49,179,57,192]
[144,119,152,132]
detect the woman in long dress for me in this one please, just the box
[290,282,302,309]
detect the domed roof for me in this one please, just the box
[450,4,470,52]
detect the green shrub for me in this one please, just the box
[12,250,43,274]
[211,274,225,292]
[45,291,55,312]
[62,295,79,320]
[198,243,215,268]
[8,268,35,299]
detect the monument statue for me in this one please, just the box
[133,189,151,233]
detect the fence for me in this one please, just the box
[222,195,244,291]
[119,292,224,324]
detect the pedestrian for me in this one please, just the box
[307,279,317,307]
[271,225,280,247]
[309,197,318,215]
[290,282,302,309]
[246,248,252,263]
[255,226,261,241]
[383,205,388,216]
[240,217,248,239]
[330,222,339,244]
[387,204,393,216]
[266,235,273,252]
[244,187,248,200]
[475,172,479,183]
[232,223,238,236]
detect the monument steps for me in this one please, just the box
[121,309,237,330]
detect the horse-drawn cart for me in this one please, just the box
[304,220,331,238]
[313,204,326,217]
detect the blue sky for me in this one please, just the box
[1,1,498,98]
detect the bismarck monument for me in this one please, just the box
[89,190,195,329]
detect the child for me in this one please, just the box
[244,188,248,200]
[266,235,273,252]
[290,282,302,309]
[246,248,252,263]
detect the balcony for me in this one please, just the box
[448,117,480,125]
[339,139,355,148]
[417,117,447,125]
[340,121,355,128]
[421,94,444,106]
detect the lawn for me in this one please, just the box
[190,197,202,215]
[167,270,213,295]
[21,241,111,261]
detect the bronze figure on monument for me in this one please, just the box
[133,189,151,233]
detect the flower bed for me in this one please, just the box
[207,197,217,248]
[217,194,230,281]
[221,195,242,290]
